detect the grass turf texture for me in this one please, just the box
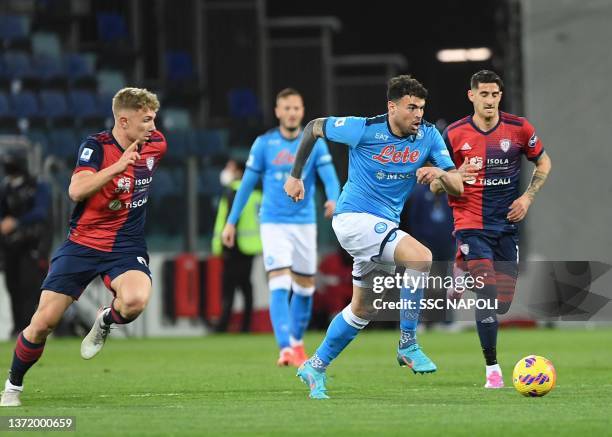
[1,328,611,436]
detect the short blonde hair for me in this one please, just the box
[112,87,160,115]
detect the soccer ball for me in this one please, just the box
[512,355,556,397]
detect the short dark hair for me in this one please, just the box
[387,75,428,101]
[470,70,504,90]
[276,88,302,101]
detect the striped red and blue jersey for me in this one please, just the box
[443,112,544,232]
[68,130,167,252]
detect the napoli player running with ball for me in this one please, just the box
[1,88,166,407]
[434,70,551,388]
[284,75,478,399]
[222,88,340,367]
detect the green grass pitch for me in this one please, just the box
[1,328,611,436]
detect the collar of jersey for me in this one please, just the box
[276,127,302,142]
[468,112,502,135]
[385,114,418,143]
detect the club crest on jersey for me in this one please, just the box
[115,177,131,193]
[416,129,424,140]
[528,132,538,148]
[460,243,470,255]
[500,139,511,153]
[372,145,420,164]
[146,156,155,171]
[272,149,295,165]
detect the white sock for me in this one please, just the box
[5,379,23,392]
[486,364,502,375]
[289,337,303,347]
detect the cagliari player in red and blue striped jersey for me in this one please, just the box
[432,70,552,389]
[1,88,166,407]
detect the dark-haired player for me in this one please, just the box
[435,70,552,388]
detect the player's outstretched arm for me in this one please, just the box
[69,140,140,202]
[222,168,260,247]
[430,157,478,194]
[284,118,327,202]
[507,151,551,222]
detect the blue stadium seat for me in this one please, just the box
[165,51,195,82]
[0,92,11,117]
[96,70,126,94]
[96,12,129,42]
[39,90,71,125]
[164,130,193,159]
[47,128,78,159]
[10,91,40,118]
[0,15,30,41]
[68,90,101,119]
[228,88,260,119]
[64,53,96,80]
[162,108,191,131]
[31,32,62,58]
[198,167,223,196]
[2,51,35,80]
[27,128,50,154]
[192,128,228,156]
[33,55,67,86]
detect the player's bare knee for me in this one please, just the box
[350,300,378,320]
[120,294,148,318]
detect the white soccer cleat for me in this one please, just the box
[484,364,505,389]
[1,380,23,407]
[81,308,111,360]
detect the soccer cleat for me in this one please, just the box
[291,344,308,367]
[485,366,504,388]
[81,307,111,360]
[276,347,294,367]
[1,380,23,407]
[397,344,437,374]
[297,361,329,399]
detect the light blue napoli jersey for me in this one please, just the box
[324,114,455,223]
[247,127,334,224]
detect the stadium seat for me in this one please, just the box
[39,90,72,126]
[47,128,78,159]
[64,53,97,88]
[0,91,16,129]
[0,15,30,42]
[10,91,40,119]
[2,51,35,81]
[96,70,126,94]
[198,167,223,196]
[96,12,129,42]
[162,108,191,131]
[68,90,104,127]
[228,88,260,119]
[192,128,229,157]
[165,51,195,82]
[33,55,68,87]
[31,32,62,58]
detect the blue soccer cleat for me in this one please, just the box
[297,361,329,399]
[397,344,437,374]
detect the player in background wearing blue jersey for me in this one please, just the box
[285,76,478,399]
[222,88,340,367]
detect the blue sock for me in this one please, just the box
[399,270,426,349]
[269,288,290,349]
[309,306,368,372]
[289,294,313,343]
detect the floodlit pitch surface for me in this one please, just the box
[1,328,610,435]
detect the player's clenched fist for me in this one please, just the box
[284,175,305,202]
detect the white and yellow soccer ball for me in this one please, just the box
[512,355,557,397]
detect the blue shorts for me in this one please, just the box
[41,240,151,300]
[455,229,519,264]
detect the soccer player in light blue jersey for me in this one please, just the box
[222,88,340,367]
[285,75,477,399]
